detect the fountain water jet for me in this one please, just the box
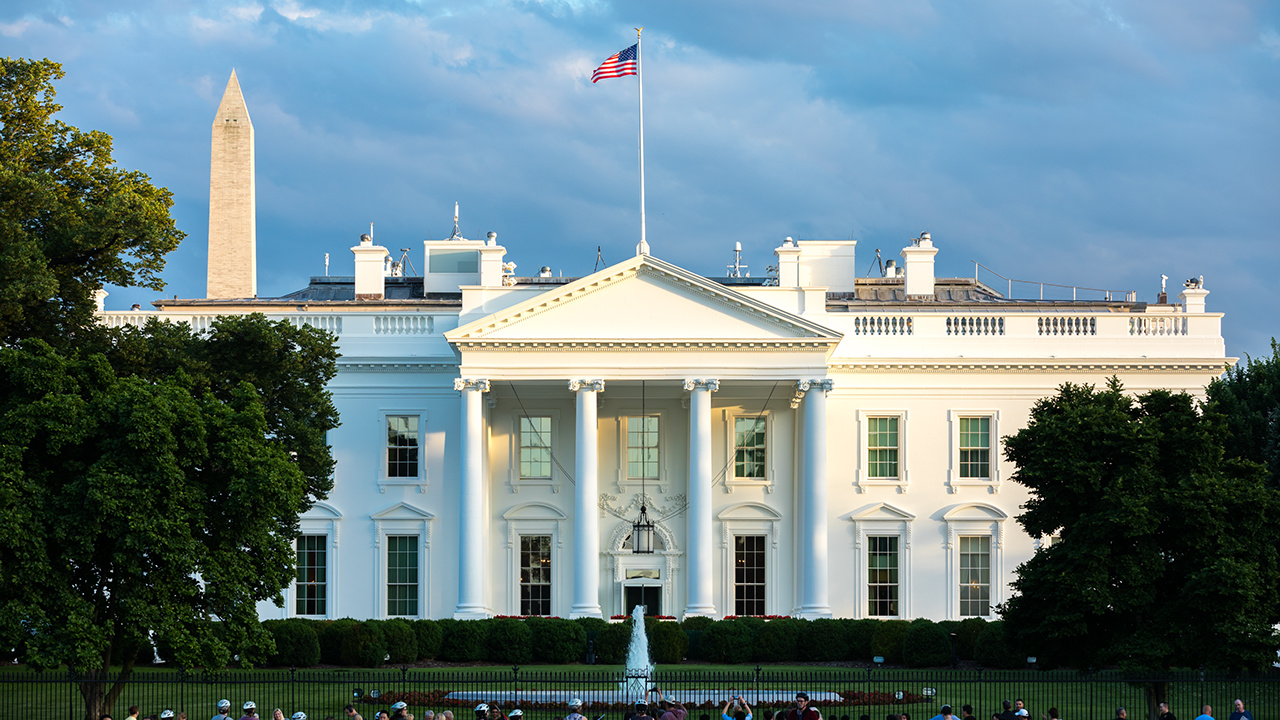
[622,604,655,700]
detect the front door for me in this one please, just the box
[624,585,661,617]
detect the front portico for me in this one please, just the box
[444,255,841,620]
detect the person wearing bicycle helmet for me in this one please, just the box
[212,700,233,720]
[160,711,175,720]
[391,703,409,720]
[240,701,259,720]
[291,714,307,720]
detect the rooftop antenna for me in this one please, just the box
[865,248,884,277]
[726,241,749,278]
[398,248,418,276]
[324,252,330,277]
[594,245,606,272]
[449,202,462,240]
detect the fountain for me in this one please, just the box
[622,604,655,701]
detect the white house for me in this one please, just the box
[96,72,1230,624]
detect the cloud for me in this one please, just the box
[1262,27,1280,57]
[0,18,32,37]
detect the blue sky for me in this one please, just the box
[5,0,1278,360]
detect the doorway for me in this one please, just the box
[624,585,662,617]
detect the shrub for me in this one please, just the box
[802,618,849,662]
[319,619,359,665]
[903,619,951,668]
[680,616,712,661]
[341,621,387,668]
[381,619,418,665]
[844,619,879,661]
[529,618,586,664]
[413,620,442,660]
[680,616,714,632]
[975,620,1022,669]
[954,617,987,661]
[441,620,488,662]
[870,620,910,664]
[263,619,321,667]
[700,619,753,664]
[754,618,801,662]
[647,620,689,664]
[594,621,632,665]
[485,618,533,664]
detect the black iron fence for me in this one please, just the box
[2,667,1277,720]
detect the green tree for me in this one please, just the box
[0,58,182,347]
[0,58,340,720]
[1001,380,1280,714]
[1205,339,1280,486]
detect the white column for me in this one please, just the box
[453,377,491,619]
[796,379,834,619]
[683,378,719,617]
[569,379,605,619]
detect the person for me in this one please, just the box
[653,688,687,720]
[442,713,454,720]
[424,711,435,720]
[722,696,752,720]
[486,704,507,720]
[1045,709,1060,720]
[1227,700,1252,720]
[274,710,287,720]
[345,707,364,720]
[1014,701,1027,719]
[1193,707,1213,720]
[241,702,259,720]
[374,713,390,720]
[1115,710,1126,720]
[214,702,233,720]
[131,303,143,311]
[763,712,774,720]
[786,693,821,720]
[392,703,410,720]
[292,715,307,720]
[101,716,114,720]
[961,707,974,720]
[996,703,1016,720]
[127,707,141,720]
[509,711,523,720]
[927,706,954,720]
[567,699,586,720]
[1158,703,1176,720]
[634,702,656,720]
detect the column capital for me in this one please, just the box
[796,378,834,393]
[568,379,605,393]
[454,378,491,392]
[682,378,720,392]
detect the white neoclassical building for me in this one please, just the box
[97,72,1230,623]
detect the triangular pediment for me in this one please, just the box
[446,255,840,347]
[844,502,915,521]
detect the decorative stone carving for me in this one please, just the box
[568,379,605,393]
[454,378,491,392]
[682,378,720,392]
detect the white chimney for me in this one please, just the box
[902,232,938,299]
[1179,277,1209,314]
[94,289,109,313]
[352,233,391,300]
[774,237,801,287]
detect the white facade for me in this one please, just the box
[98,77,1228,623]
[100,234,1228,624]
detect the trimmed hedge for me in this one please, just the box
[954,617,987,661]
[594,620,632,665]
[380,619,418,664]
[844,618,879,661]
[529,618,586,664]
[754,618,801,662]
[975,620,1023,669]
[341,620,387,668]
[803,618,848,662]
[647,620,689,664]
[700,619,754,663]
[903,618,951,668]
[441,620,488,662]
[870,619,910,664]
[319,619,358,665]
[413,620,442,660]
[486,618,533,664]
[263,619,321,667]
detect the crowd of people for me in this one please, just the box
[92,692,1261,720]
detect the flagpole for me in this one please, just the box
[636,27,649,256]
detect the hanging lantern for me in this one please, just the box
[632,503,655,554]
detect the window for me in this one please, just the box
[428,248,479,273]
[387,415,419,478]
[519,535,552,616]
[627,416,659,479]
[868,536,900,617]
[959,535,991,617]
[959,417,990,479]
[295,535,327,616]
[387,535,419,617]
[866,417,899,479]
[734,535,766,616]
[519,416,552,479]
[733,417,767,480]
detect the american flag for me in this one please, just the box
[592,43,638,83]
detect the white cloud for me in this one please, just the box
[228,4,265,23]
[0,19,32,37]
[1262,28,1280,58]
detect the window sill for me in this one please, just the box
[725,477,773,494]
[378,477,429,494]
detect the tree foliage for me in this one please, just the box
[0,58,183,347]
[0,58,339,720]
[1205,339,1280,486]
[1001,379,1280,673]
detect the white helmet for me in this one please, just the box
[160,712,174,720]
[476,705,489,713]
[569,699,583,709]
[292,713,307,720]
[219,700,232,711]
[510,711,524,718]
[244,701,258,711]
[392,703,408,711]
